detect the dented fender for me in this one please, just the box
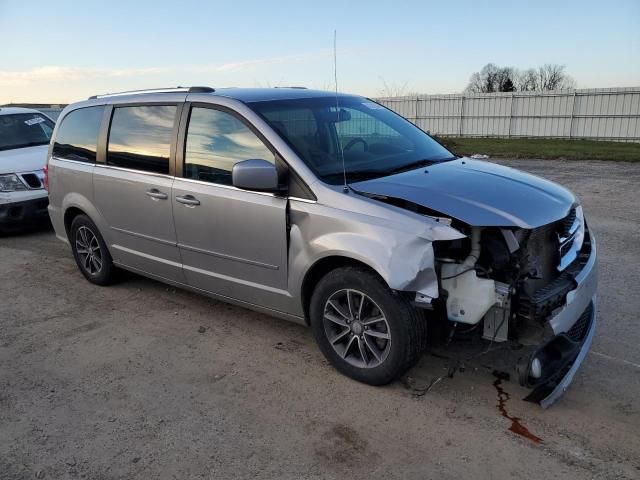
[287,194,465,317]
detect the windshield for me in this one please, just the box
[249,96,455,184]
[0,113,55,151]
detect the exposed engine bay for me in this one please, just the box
[427,206,595,404]
[342,158,596,407]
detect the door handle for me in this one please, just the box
[176,194,201,206]
[145,189,168,200]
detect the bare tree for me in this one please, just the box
[465,64,516,93]
[536,64,576,90]
[515,68,538,91]
[467,63,576,93]
[378,77,410,97]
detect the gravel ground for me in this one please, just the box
[1,159,639,480]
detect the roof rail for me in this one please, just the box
[274,86,308,89]
[88,86,214,100]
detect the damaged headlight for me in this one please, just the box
[0,174,27,192]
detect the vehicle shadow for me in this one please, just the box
[0,220,53,238]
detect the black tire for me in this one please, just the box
[69,214,116,286]
[310,266,427,385]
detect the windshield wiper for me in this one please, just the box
[384,158,438,175]
[323,156,461,185]
[384,156,459,176]
[323,169,390,184]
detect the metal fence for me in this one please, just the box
[376,87,640,142]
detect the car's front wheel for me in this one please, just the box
[70,214,116,286]
[310,266,427,385]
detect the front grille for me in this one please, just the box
[516,212,590,323]
[19,173,43,189]
[560,208,576,238]
[566,303,593,343]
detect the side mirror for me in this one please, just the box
[232,159,280,192]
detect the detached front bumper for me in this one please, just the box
[537,298,596,408]
[525,232,598,408]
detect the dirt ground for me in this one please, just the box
[1,159,639,480]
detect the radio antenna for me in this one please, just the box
[333,29,348,193]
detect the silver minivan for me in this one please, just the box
[47,87,597,406]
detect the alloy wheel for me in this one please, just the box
[75,226,103,275]
[323,289,391,368]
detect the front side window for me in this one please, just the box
[107,105,177,174]
[249,96,455,185]
[53,106,104,163]
[184,107,275,186]
[0,112,54,151]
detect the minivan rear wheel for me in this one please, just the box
[310,266,426,385]
[70,214,115,286]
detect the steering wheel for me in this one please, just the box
[343,137,368,152]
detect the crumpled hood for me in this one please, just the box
[0,144,48,175]
[351,158,576,228]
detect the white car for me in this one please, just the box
[0,107,54,231]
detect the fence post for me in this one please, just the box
[458,95,465,137]
[568,90,577,139]
[507,92,515,138]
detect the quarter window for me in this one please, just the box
[184,107,275,185]
[52,106,104,163]
[107,105,177,174]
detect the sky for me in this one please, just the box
[0,0,638,104]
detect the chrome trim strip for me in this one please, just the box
[111,226,177,247]
[558,228,578,246]
[558,207,584,272]
[112,261,304,324]
[174,176,278,198]
[111,244,183,268]
[16,170,44,190]
[559,216,581,243]
[550,235,597,334]
[288,196,317,204]
[183,263,289,296]
[50,156,95,166]
[558,241,579,271]
[93,163,174,180]
[178,243,279,270]
[540,297,597,408]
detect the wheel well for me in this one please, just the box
[301,256,384,324]
[63,207,85,238]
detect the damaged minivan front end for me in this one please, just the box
[350,158,597,407]
[245,91,596,405]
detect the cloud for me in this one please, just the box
[0,65,168,86]
[206,52,330,72]
[0,51,331,86]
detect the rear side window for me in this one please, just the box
[52,106,104,163]
[184,107,275,185]
[107,105,176,174]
